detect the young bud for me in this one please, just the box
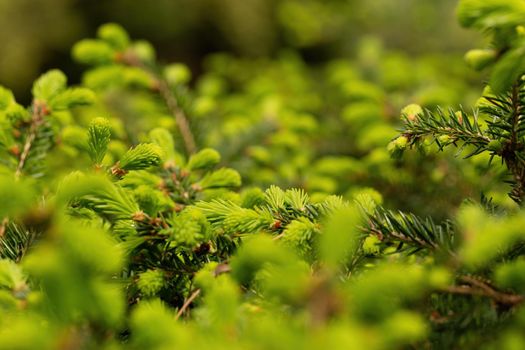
[130,41,156,63]
[401,104,423,121]
[387,136,409,158]
[281,218,318,257]
[240,187,266,208]
[119,143,163,171]
[382,311,428,344]
[494,258,525,292]
[137,269,165,297]
[193,96,217,117]
[362,235,381,255]
[133,185,161,216]
[82,66,124,90]
[164,63,192,85]
[0,260,27,292]
[465,49,497,70]
[149,128,176,163]
[428,267,451,289]
[50,88,96,110]
[0,86,15,110]
[72,39,115,65]
[388,136,408,151]
[32,69,67,101]
[187,148,221,171]
[123,67,156,89]
[437,135,451,144]
[87,117,112,165]
[488,139,503,152]
[198,168,241,189]
[162,208,209,248]
[455,111,463,124]
[6,103,30,122]
[350,187,383,213]
[97,23,130,50]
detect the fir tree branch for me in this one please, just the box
[156,78,197,155]
[15,100,48,178]
[1,101,49,259]
[502,82,525,203]
[121,52,197,155]
[510,83,520,147]
[175,288,201,319]
[400,108,491,155]
[365,207,456,254]
[443,275,523,307]
[398,82,525,204]
[0,221,39,261]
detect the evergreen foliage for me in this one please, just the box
[3,2,525,349]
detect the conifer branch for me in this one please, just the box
[365,206,456,254]
[15,100,48,178]
[400,108,491,156]
[2,101,48,259]
[0,221,39,261]
[502,82,525,203]
[176,288,201,319]
[397,80,525,204]
[443,275,523,307]
[156,78,197,155]
[121,52,197,155]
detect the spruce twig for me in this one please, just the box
[15,100,48,178]
[400,108,491,156]
[397,81,525,204]
[503,83,525,204]
[1,101,48,259]
[175,288,201,319]
[121,52,197,155]
[156,78,197,155]
[443,275,524,307]
[365,206,456,254]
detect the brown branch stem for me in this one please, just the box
[0,217,8,237]
[15,101,47,178]
[442,275,523,306]
[176,288,201,320]
[368,226,438,250]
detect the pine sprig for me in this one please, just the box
[0,221,39,262]
[399,108,491,158]
[365,206,456,255]
[478,82,525,203]
[21,120,54,179]
[196,199,273,234]
[62,174,141,221]
[261,186,323,225]
[87,117,111,166]
[395,81,525,204]
[15,101,52,179]
[478,84,525,144]
[119,143,163,172]
[73,23,197,155]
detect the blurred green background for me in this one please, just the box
[0,0,479,103]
